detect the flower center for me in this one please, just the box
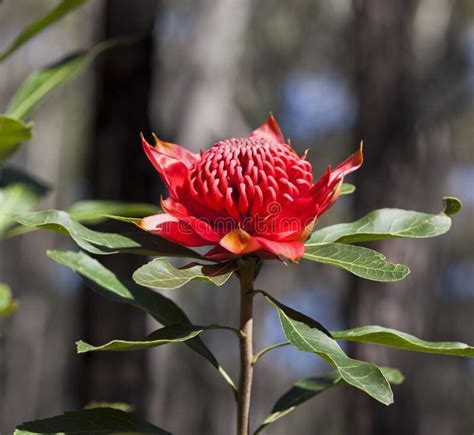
[189,137,313,221]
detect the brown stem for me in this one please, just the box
[237,257,257,435]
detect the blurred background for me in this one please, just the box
[1,0,473,434]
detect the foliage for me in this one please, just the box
[0,284,18,316]
[10,195,465,434]
[14,407,171,435]
[1,2,471,434]
[0,0,87,62]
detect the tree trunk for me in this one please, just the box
[346,1,452,434]
[83,0,159,409]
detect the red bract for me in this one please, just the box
[140,115,362,261]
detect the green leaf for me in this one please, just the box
[257,293,332,338]
[254,372,340,434]
[0,168,48,237]
[0,0,87,62]
[332,325,474,357]
[442,196,462,216]
[84,401,134,412]
[0,116,32,162]
[304,243,410,282]
[14,407,171,434]
[307,199,460,246]
[340,183,355,195]
[378,367,405,385]
[261,292,394,405]
[0,284,19,316]
[254,367,403,434]
[9,209,200,258]
[77,324,236,354]
[8,37,136,119]
[76,324,208,353]
[77,324,207,353]
[67,200,160,224]
[47,250,237,395]
[133,258,235,290]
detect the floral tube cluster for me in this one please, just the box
[140,115,363,261]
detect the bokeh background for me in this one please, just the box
[1,0,473,434]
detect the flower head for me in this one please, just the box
[141,115,362,261]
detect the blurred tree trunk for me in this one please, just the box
[84,0,158,409]
[346,1,452,434]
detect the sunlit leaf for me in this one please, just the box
[133,258,235,290]
[8,37,136,119]
[0,116,32,162]
[332,325,474,357]
[304,243,410,281]
[10,209,201,258]
[77,324,208,353]
[47,250,237,395]
[84,401,134,412]
[259,293,332,337]
[254,367,403,434]
[307,198,462,245]
[0,284,18,317]
[67,200,160,224]
[261,292,394,405]
[0,0,87,62]
[14,407,171,434]
[0,168,48,237]
[340,183,355,195]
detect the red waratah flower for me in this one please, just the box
[140,115,362,261]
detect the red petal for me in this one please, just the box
[253,236,305,261]
[149,133,199,167]
[316,179,343,216]
[249,114,286,144]
[140,213,210,247]
[142,135,190,200]
[161,198,222,242]
[329,142,363,183]
[220,228,260,254]
[276,145,362,227]
[258,168,331,241]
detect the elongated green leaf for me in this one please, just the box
[0,0,87,62]
[77,323,236,354]
[47,250,237,395]
[332,325,474,357]
[77,324,208,353]
[0,284,18,316]
[341,183,355,195]
[133,258,235,290]
[84,401,133,412]
[8,37,135,119]
[262,292,394,405]
[10,209,200,258]
[5,202,157,239]
[258,294,332,338]
[304,243,409,281]
[0,168,48,237]
[254,367,403,434]
[67,200,160,224]
[307,198,462,246]
[14,407,171,434]
[0,116,32,162]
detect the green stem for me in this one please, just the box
[252,342,290,366]
[237,257,257,435]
